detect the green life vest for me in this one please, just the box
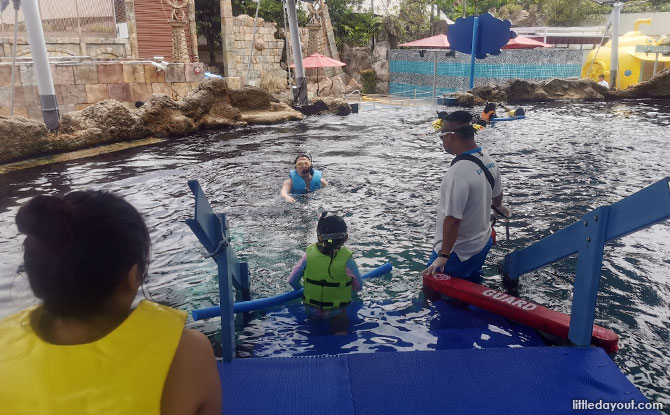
[303,243,353,309]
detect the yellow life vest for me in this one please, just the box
[0,300,186,415]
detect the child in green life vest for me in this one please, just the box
[288,212,363,334]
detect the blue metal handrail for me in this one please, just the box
[501,177,670,347]
[185,180,250,362]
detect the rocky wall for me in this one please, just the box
[0,78,304,164]
[0,61,205,120]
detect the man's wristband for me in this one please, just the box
[439,251,450,259]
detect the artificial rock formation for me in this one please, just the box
[0,78,303,164]
[466,70,670,105]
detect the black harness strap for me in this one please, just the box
[451,153,495,190]
[304,297,351,308]
[305,278,352,288]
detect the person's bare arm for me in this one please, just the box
[423,216,461,276]
[320,178,328,187]
[162,329,222,415]
[492,192,510,218]
[280,179,295,203]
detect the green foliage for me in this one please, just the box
[385,0,433,43]
[544,0,607,26]
[234,0,309,27]
[326,0,382,48]
[360,69,378,93]
[341,14,383,47]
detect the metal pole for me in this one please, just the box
[469,16,479,89]
[21,0,60,130]
[286,0,307,105]
[432,51,437,101]
[246,0,260,86]
[282,0,290,87]
[75,0,81,34]
[610,2,622,89]
[10,1,18,116]
[462,0,466,18]
[652,52,659,76]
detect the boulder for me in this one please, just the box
[542,78,604,100]
[296,99,329,116]
[136,94,197,136]
[297,98,350,116]
[320,97,351,116]
[228,86,275,111]
[240,102,303,124]
[453,92,484,107]
[259,71,288,94]
[372,41,390,62]
[331,76,345,98]
[0,116,50,163]
[471,84,507,102]
[611,67,670,99]
[504,79,550,102]
[179,78,228,121]
[372,59,390,82]
[344,78,362,95]
[59,99,147,142]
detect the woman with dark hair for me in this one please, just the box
[0,190,221,415]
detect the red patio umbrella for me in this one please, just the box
[399,34,450,49]
[290,53,346,96]
[504,35,553,49]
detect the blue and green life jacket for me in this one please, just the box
[303,244,353,309]
[290,169,322,194]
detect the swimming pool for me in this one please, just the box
[0,100,668,408]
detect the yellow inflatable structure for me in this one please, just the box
[582,19,670,89]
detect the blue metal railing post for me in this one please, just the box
[500,177,670,348]
[469,17,479,89]
[185,180,250,362]
[569,206,610,346]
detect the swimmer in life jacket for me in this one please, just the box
[287,212,362,334]
[501,105,525,118]
[480,102,498,122]
[281,154,328,203]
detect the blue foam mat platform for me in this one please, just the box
[219,347,658,415]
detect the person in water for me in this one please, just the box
[480,102,497,123]
[423,111,510,281]
[0,190,222,415]
[280,154,328,203]
[288,212,362,334]
[501,105,525,117]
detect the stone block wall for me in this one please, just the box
[0,61,204,120]
[225,14,287,85]
[0,37,131,59]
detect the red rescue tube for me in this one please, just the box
[423,273,619,353]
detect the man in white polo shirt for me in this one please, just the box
[423,111,509,281]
